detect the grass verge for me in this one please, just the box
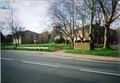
[1,47,55,52]
[1,43,56,52]
[65,48,120,57]
[2,43,56,47]
[59,44,74,50]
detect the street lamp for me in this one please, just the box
[1,6,14,49]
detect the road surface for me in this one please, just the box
[1,50,120,83]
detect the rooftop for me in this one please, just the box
[23,30,39,35]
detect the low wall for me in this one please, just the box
[74,43,94,50]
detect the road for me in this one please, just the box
[1,50,120,83]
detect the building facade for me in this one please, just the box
[14,30,49,44]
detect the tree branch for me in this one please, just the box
[98,0,108,21]
[111,14,120,23]
[109,0,118,23]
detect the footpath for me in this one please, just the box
[38,50,120,63]
[2,50,120,63]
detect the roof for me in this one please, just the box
[23,30,39,35]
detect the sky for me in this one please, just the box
[0,0,120,36]
[0,0,52,36]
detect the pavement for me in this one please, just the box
[37,50,120,63]
[2,49,120,63]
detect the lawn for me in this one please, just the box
[59,43,74,50]
[1,43,56,52]
[2,43,56,47]
[65,48,120,57]
[1,43,74,52]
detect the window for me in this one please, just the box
[36,40,39,43]
[36,35,39,38]
[31,35,33,38]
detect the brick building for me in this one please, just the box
[14,30,49,44]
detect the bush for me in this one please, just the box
[54,36,65,43]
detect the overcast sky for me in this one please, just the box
[0,0,52,36]
[0,0,120,36]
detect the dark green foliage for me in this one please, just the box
[54,36,65,43]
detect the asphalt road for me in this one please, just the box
[1,50,120,83]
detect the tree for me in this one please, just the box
[0,22,5,32]
[116,28,120,44]
[14,26,25,45]
[84,0,98,43]
[98,0,120,48]
[94,6,103,44]
[48,0,84,47]
[4,7,15,48]
[77,12,89,43]
[54,36,65,44]
[4,6,25,47]
[49,22,64,43]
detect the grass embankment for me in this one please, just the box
[1,43,56,52]
[65,48,120,57]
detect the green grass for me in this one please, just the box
[65,48,120,57]
[18,43,56,47]
[1,43,56,52]
[2,43,56,47]
[1,48,55,52]
[59,44,74,50]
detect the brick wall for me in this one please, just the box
[74,43,94,50]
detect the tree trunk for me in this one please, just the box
[76,36,77,43]
[97,38,99,44]
[65,39,67,46]
[71,38,74,47]
[18,38,19,44]
[15,38,18,47]
[103,24,110,48]
[90,9,94,43]
[81,38,83,43]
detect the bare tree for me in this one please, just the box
[84,0,98,43]
[0,22,5,32]
[5,8,17,48]
[4,6,24,47]
[49,0,84,47]
[76,11,89,43]
[98,0,120,48]
[14,26,25,45]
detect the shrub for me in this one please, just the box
[54,36,65,43]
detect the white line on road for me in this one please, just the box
[80,69,120,76]
[22,61,60,68]
[1,58,13,61]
